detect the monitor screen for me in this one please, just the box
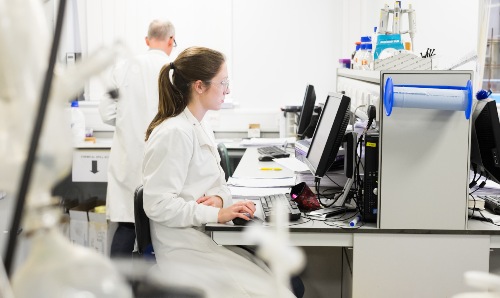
[304,92,351,179]
[471,98,500,185]
[296,85,316,138]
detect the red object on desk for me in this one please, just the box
[290,182,320,211]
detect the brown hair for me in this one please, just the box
[145,46,225,141]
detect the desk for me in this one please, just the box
[207,148,500,298]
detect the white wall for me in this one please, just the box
[231,0,342,109]
[76,0,343,111]
[72,0,482,130]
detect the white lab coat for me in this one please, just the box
[142,108,295,298]
[99,49,169,222]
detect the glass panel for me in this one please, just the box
[484,1,500,102]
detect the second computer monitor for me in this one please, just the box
[304,92,351,180]
[471,98,500,185]
[296,85,317,139]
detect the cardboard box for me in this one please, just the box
[374,51,432,71]
[88,205,118,256]
[248,123,261,138]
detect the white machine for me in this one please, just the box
[378,1,417,50]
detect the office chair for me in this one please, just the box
[217,143,232,181]
[133,185,154,258]
[132,186,206,298]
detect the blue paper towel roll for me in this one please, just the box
[384,77,473,119]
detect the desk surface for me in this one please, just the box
[232,147,295,179]
[207,148,500,247]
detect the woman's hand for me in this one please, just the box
[196,195,223,208]
[217,200,256,224]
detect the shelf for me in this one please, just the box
[337,68,380,84]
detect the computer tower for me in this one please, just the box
[362,133,379,223]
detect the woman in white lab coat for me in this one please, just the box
[142,47,297,298]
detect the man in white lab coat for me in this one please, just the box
[99,19,176,257]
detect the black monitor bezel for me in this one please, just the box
[304,92,351,179]
[296,85,317,138]
[471,98,500,185]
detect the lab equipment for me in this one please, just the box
[296,84,317,139]
[378,2,417,50]
[69,100,86,144]
[383,77,473,119]
[353,36,370,69]
[0,0,132,295]
[350,42,361,69]
[361,42,374,70]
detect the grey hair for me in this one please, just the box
[147,19,175,40]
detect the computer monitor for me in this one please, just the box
[296,85,317,139]
[304,92,351,180]
[470,98,500,185]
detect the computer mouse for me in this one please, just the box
[232,215,264,226]
[258,155,274,162]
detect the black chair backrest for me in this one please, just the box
[134,185,152,255]
[217,143,232,181]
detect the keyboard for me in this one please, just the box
[257,146,290,158]
[478,195,500,214]
[259,193,301,222]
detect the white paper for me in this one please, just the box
[273,157,310,172]
[227,177,296,188]
[229,187,290,197]
[239,137,296,147]
[469,209,500,224]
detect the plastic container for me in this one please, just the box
[354,36,371,70]
[372,26,378,57]
[70,100,86,144]
[351,42,361,69]
[361,43,373,70]
[353,43,365,70]
[338,58,351,69]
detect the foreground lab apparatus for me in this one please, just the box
[0,0,132,297]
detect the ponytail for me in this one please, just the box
[145,63,187,141]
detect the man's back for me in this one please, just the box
[100,19,176,258]
[101,50,169,223]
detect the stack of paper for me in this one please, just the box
[297,170,348,189]
[227,177,295,197]
[468,197,485,210]
[227,177,296,188]
[239,137,296,147]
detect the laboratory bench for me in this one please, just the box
[206,147,500,298]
